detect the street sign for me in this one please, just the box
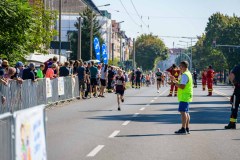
[50,41,70,50]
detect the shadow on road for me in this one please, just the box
[190,128,226,132]
[116,133,176,138]
[89,107,230,124]
[126,101,230,106]
[89,106,230,124]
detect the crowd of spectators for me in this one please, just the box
[0,56,128,104]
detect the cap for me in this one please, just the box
[16,61,24,67]
[29,62,35,68]
[2,60,9,66]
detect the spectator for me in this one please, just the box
[89,61,98,97]
[69,60,74,75]
[5,67,16,80]
[84,62,91,98]
[77,60,86,99]
[10,61,24,84]
[45,63,57,79]
[99,64,108,97]
[107,66,115,92]
[59,62,70,77]
[37,64,45,78]
[22,63,37,82]
[73,60,80,75]
[43,58,52,75]
[0,60,9,85]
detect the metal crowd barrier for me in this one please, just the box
[0,76,80,114]
[0,113,13,160]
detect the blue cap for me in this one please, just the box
[16,61,23,67]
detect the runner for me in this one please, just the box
[150,71,155,85]
[115,69,126,111]
[130,69,135,88]
[156,68,163,93]
[146,74,151,87]
[135,68,142,89]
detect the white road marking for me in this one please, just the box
[133,113,140,117]
[108,130,120,138]
[214,90,231,99]
[154,97,158,100]
[87,145,104,157]
[150,100,155,103]
[159,89,169,96]
[122,120,131,126]
[140,107,145,111]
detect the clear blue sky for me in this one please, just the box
[93,0,240,48]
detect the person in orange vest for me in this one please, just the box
[201,69,207,91]
[207,65,215,96]
[166,64,181,96]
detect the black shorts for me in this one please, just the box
[79,79,86,90]
[100,79,106,86]
[116,89,124,96]
[90,78,98,86]
[157,79,162,81]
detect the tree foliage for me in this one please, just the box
[70,7,103,61]
[135,34,168,70]
[0,0,57,63]
[193,13,240,71]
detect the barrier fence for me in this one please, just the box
[0,113,13,160]
[0,76,80,114]
[0,105,47,160]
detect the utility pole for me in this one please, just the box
[58,0,62,62]
[120,35,122,62]
[112,43,114,61]
[133,38,135,69]
[90,11,93,60]
[77,17,82,60]
[190,38,193,72]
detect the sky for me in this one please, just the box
[93,0,240,48]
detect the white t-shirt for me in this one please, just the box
[180,74,189,85]
[100,67,107,80]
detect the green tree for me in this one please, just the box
[193,13,240,72]
[135,34,168,70]
[0,0,57,63]
[70,8,103,61]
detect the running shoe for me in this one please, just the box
[174,128,187,135]
[186,127,190,134]
[224,123,236,129]
[121,98,124,102]
[118,106,121,111]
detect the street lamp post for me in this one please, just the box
[179,39,197,72]
[59,0,62,62]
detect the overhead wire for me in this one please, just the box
[119,0,141,27]
[129,0,150,32]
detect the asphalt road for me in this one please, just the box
[46,83,240,160]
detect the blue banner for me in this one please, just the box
[94,37,100,63]
[102,44,108,64]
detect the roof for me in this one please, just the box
[83,0,101,14]
[45,0,101,14]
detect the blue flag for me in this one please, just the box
[94,37,100,63]
[102,44,108,64]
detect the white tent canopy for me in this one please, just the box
[25,53,67,65]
